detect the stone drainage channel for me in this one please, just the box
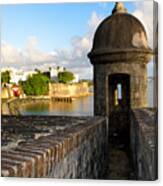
[106,144,135,179]
[105,109,136,180]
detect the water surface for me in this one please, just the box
[20,96,93,116]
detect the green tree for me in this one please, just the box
[1,70,11,83]
[20,73,50,96]
[58,71,75,84]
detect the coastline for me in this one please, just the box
[1,93,94,115]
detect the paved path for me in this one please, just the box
[105,108,135,180]
[106,145,135,180]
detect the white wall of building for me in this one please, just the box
[1,66,79,84]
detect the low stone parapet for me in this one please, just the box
[130,108,157,180]
[1,116,107,178]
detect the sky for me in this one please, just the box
[1,0,155,79]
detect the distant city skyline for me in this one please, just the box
[1,1,154,79]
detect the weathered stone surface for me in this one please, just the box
[87,2,157,181]
[88,2,152,116]
[1,2,157,181]
[1,116,108,178]
[130,108,157,180]
[49,82,90,98]
[93,62,149,116]
[88,12,152,59]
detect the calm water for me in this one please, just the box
[20,81,154,116]
[20,96,94,116]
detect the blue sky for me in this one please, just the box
[1,1,153,79]
[2,2,135,51]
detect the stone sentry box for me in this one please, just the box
[88,2,153,116]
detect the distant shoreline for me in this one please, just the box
[1,93,94,115]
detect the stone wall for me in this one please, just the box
[130,108,157,180]
[93,62,148,116]
[49,82,90,98]
[1,98,20,115]
[1,116,108,178]
[1,86,14,99]
[1,96,51,115]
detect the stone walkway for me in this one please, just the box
[106,145,135,180]
[105,108,135,180]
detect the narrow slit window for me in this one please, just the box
[117,84,122,99]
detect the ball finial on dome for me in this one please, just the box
[112,2,128,14]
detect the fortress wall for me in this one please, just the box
[1,87,14,99]
[1,116,108,178]
[49,82,90,98]
[130,108,157,180]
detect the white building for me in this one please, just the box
[49,66,66,81]
[10,70,24,84]
[71,74,79,83]
[10,70,37,84]
[1,66,79,84]
[1,67,15,73]
[1,67,37,84]
[49,68,58,81]
[49,66,79,83]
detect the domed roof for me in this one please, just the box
[88,2,152,58]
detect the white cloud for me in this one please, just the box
[2,1,158,80]
[88,11,103,32]
[132,1,154,48]
[24,36,55,64]
[26,36,38,48]
[1,36,56,68]
[61,11,103,79]
[1,42,24,66]
[132,1,158,78]
[1,11,103,79]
